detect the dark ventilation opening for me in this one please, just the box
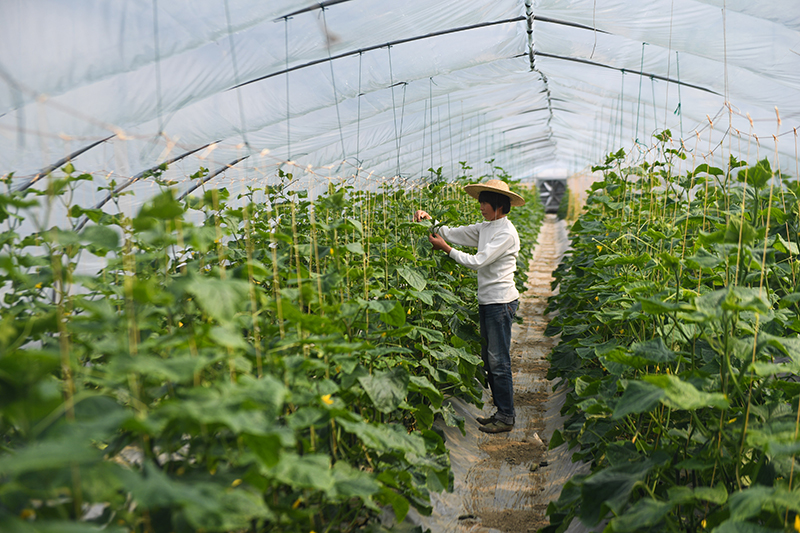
[538,179,566,213]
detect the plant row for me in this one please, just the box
[542,131,800,533]
[0,163,542,533]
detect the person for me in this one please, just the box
[414,179,523,434]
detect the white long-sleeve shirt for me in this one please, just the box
[439,217,520,305]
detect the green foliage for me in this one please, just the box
[0,165,542,531]
[542,134,800,532]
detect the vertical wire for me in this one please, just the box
[459,101,465,168]
[284,17,291,160]
[224,0,250,149]
[356,52,363,174]
[664,0,675,129]
[152,0,163,136]
[437,106,443,178]
[634,43,646,145]
[399,83,408,177]
[420,98,427,179]
[651,77,658,138]
[321,7,347,164]
[619,72,625,149]
[676,52,684,142]
[388,46,401,176]
[429,78,434,177]
[447,94,455,178]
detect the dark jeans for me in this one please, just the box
[479,300,518,425]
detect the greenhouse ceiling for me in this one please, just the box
[2,0,800,200]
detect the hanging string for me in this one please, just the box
[618,72,625,149]
[429,78,434,178]
[663,0,675,129]
[388,45,402,177]
[651,76,658,137]
[284,17,292,160]
[420,98,427,178]
[152,0,164,137]
[634,42,647,146]
[321,7,347,165]
[224,0,250,149]
[355,52,363,174]
[398,83,408,176]
[447,94,455,178]
[676,51,684,142]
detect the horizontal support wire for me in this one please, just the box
[274,0,355,21]
[14,135,115,192]
[230,16,525,90]
[76,141,219,231]
[534,51,721,96]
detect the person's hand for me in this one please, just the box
[414,210,431,222]
[428,233,451,254]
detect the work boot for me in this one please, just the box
[476,414,496,426]
[478,420,513,434]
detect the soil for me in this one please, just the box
[479,507,551,532]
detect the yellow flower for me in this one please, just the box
[35,282,42,289]
[231,478,242,487]
[292,497,302,509]
[595,296,599,301]
[794,514,800,532]
[321,394,334,405]
[597,245,603,253]
[701,519,707,529]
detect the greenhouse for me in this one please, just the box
[2,0,800,532]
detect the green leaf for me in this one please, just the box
[336,419,426,457]
[329,461,379,506]
[378,486,410,523]
[579,459,656,526]
[359,366,409,414]
[643,375,729,411]
[80,225,119,251]
[694,484,728,505]
[137,189,185,220]
[693,163,724,177]
[379,300,406,327]
[185,276,251,323]
[686,247,722,270]
[397,265,427,291]
[345,242,365,255]
[243,434,283,467]
[409,375,443,408]
[612,380,664,419]
[263,452,334,491]
[608,498,673,532]
[737,158,773,190]
[631,338,677,364]
[639,296,688,314]
[724,219,757,245]
[774,234,799,255]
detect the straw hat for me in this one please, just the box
[463,179,525,207]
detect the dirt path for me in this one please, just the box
[408,214,579,533]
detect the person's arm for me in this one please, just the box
[415,209,480,248]
[438,222,481,248]
[448,231,515,271]
[428,233,452,254]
